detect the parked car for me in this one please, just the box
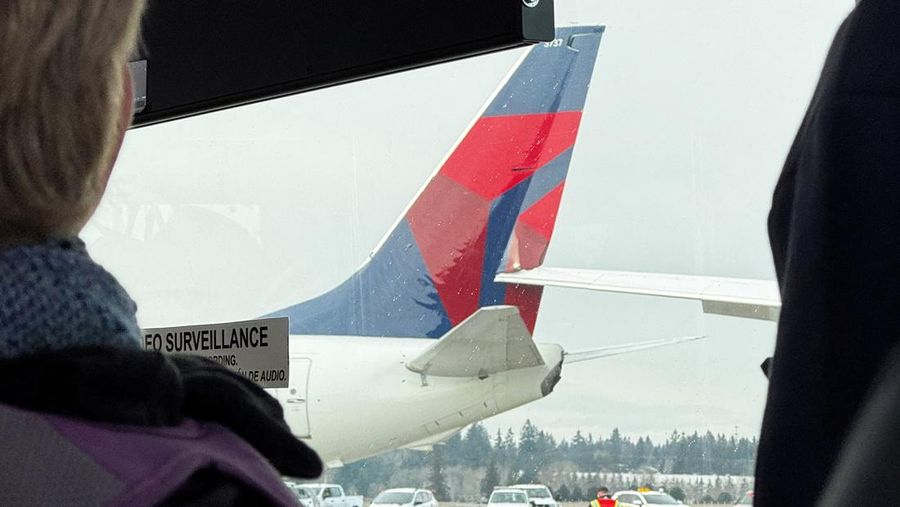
[371,488,438,507]
[488,488,531,507]
[613,490,687,506]
[509,484,558,507]
[301,483,364,507]
[283,481,323,507]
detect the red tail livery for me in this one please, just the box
[269,26,605,337]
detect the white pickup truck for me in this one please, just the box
[303,483,364,507]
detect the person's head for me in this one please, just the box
[597,488,609,499]
[0,1,145,243]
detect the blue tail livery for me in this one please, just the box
[267,26,605,338]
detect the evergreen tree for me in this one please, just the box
[500,428,517,468]
[558,438,570,457]
[717,492,734,504]
[505,468,520,486]
[462,423,493,467]
[517,420,540,483]
[330,421,759,500]
[536,430,556,464]
[557,484,571,502]
[609,428,624,467]
[333,453,394,497]
[443,432,464,467]
[571,485,584,502]
[399,449,429,469]
[571,430,590,469]
[480,459,501,499]
[429,447,451,501]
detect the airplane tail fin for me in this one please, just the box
[269,26,605,337]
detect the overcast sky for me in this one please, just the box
[88,0,854,442]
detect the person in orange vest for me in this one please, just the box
[589,487,617,507]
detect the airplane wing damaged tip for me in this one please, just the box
[406,306,544,378]
[562,335,708,364]
[496,267,781,322]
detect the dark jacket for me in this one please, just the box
[758,0,900,503]
[817,344,900,505]
[0,346,322,506]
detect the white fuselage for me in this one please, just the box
[268,335,563,466]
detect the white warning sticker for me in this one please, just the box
[143,317,289,388]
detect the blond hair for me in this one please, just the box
[0,1,145,239]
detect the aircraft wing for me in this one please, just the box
[406,306,544,378]
[564,335,705,364]
[496,267,781,321]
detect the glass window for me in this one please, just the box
[374,492,414,505]
[522,488,550,499]
[490,492,528,504]
[97,1,851,505]
[643,494,680,505]
[516,486,551,498]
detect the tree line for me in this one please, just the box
[330,420,757,503]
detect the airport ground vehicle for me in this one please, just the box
[509,484,558,507]
[301,483,363,507]
[489,489,532,507]
[371,488,438,507]
[283,481,323,507]
[612,490,686,506]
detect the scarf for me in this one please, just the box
[0,237,141,358]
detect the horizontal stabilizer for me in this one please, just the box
[564,335,706,364]
[406,306,544,378]
[496,267,781,321]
